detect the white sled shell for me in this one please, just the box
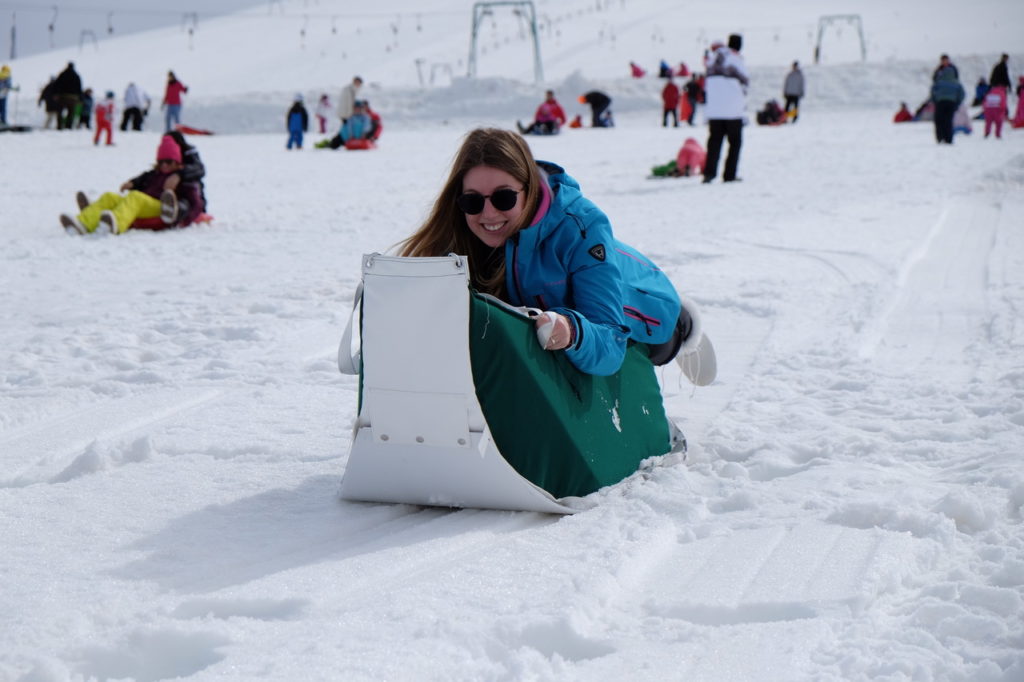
[339,254,577,514]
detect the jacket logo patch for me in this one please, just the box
[588,244,606,262]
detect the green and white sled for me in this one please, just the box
[338,254,684,514]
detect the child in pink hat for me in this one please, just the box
[60,135,184,235]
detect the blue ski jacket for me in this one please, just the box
[931,67,965,105]
[504,161,681,376]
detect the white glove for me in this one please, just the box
[535,311,572,350]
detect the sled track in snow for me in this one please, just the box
[0,389,224,488]
[857,198,1003,382]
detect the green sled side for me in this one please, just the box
[468,293,674,499]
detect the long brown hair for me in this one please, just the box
[398,128,542,297]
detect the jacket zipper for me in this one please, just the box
[623,306,661,336]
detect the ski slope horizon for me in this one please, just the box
[3,0,1023,133]
[2,0,1024,680]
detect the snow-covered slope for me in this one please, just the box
[2,1,1024,681]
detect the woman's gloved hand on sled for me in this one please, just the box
[534,311,574,351]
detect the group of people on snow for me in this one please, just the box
[283,76,384,151]
[659,75,705,128]
[974,53,1022,137]
[514,33,753,183]
[895,52,1021,142]
[752,62,804,127]
[517,90,567,135]
[514,89,616,135]
[34,63,188,138]
[40,35,1016,260]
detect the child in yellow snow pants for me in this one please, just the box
[77,191,162,234]
[60,134,184,235]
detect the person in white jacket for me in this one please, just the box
[702,34,749,183]
[337,76,363,124]
[121,82,151,131]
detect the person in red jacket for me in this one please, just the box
[94,91,115,145]
[893,102,913,123]
[661,78,680,127]
[516,90,567,135]
[162,70,188,132]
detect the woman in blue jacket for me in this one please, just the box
[399,127,689,376]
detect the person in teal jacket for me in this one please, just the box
[931,57,965,144]
[399,127,688,376]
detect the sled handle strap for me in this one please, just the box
[338,282,363,375]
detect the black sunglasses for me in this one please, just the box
[456,188,521,215]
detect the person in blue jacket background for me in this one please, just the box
[399,127,691,376]
[286,93,308,150]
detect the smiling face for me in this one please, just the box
[461,165,526,249]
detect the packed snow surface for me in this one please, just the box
[2,0,1024,680]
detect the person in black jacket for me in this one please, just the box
[683,75,702,125]
[578,90,613,127]
[989,54,1011,89]
[52,62,82,130]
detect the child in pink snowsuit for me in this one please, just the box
[983,86,1007,138]
[675,137,707,177]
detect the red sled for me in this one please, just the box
[345,138,376,150]
[174,124,214,136]
[131,213,214,231]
